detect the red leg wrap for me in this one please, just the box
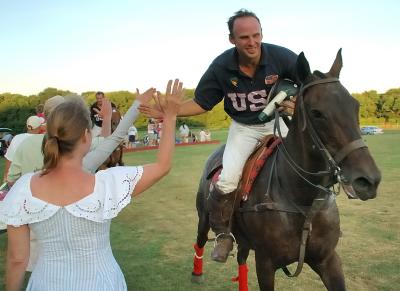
[232,264,248,291]
[192,244,204,276]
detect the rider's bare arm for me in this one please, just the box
[177,99,207,117]
[139,98,207,119]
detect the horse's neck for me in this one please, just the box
[273,126,329,205]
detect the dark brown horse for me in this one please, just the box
[191,50,381,290]
[97,109,124,171]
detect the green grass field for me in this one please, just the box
[0,129,399,290]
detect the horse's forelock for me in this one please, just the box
[312,70,327,79]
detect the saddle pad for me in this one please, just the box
[238,135,281,200]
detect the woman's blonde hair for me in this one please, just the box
[41,96,91,175]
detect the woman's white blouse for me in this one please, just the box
[0,166,143,226]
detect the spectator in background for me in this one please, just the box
[156,120,163,144]
[199,129,206,142]
[36,104,45,119]
[204,129,211,141]
[188,131,197,143]
[179,122,190,143]
[2,133,13,148]
[147,119,157,146]
[90,91,116,137]
[2,116,45,183]
[127,125,138,149]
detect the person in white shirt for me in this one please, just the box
[127,125,138,148]
[2,116,44,183]
[178,122,190,143]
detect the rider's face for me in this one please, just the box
[229,16,263,62]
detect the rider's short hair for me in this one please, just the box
[227,9,261,37]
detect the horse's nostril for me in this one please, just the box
[353,177,376,199]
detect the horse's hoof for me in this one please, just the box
[191,273,204,284]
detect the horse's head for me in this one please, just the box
[292,49,381,200]
[111,109,122,132]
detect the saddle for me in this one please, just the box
[207,135,281,200]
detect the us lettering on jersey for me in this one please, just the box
[227,90,268,112]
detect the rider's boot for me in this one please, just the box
[207,184,237,263]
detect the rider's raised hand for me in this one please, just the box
[159,79,184,118]
[139,104,164,120]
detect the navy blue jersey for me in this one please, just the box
[194,43,298,124]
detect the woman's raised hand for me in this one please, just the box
[157,79,184,118]
[136,87,157,104]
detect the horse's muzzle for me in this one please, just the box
[346,173,381,201]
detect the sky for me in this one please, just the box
[1,0,399,95]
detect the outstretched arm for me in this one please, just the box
[132,79,184,196]
[83,88,156,173]
[178,99,206,116]
[139,97,206,119]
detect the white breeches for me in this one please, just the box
[216,118,288,194]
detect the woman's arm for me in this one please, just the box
[99,99,112,137]
[3,159,11,183]
[83,88,156,173]
[6,225,30,291]
[132,79,183,196]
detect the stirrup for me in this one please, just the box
[212,232,237,261]
[214,232,237,253]
[214,232,237,246]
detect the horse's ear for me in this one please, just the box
[328,48,343,78]
[296,52,311,83]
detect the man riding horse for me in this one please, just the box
[140,9,298,262]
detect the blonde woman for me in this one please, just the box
[0,79,183,291]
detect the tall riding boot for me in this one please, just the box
[207,185,237,263]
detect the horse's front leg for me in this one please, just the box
[255,250,275,291]
[191,204,210,283]
[232,244,250,291]
[308,251,346,291]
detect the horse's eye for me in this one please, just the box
[310,109,324,119]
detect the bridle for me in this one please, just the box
[274,77,367,197]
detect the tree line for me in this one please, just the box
[0,87,399,134]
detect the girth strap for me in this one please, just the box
[334,138,367,164]
[281,194,331,277]
[239,201,310,214]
